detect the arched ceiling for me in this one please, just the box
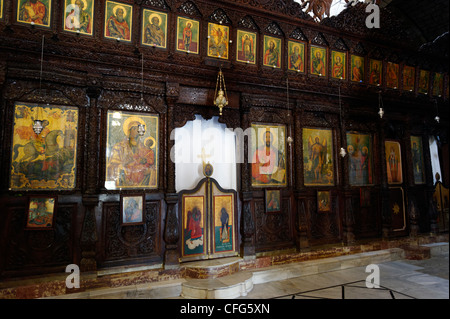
[380,0,449,48]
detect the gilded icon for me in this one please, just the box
[386,62,399,89]
[385,140,403,185]
[351,55,364,82]
[303,128,334,186]
[236,30,256,64]
[418,70,429,94]
[346,132,373,186]
[176,16,199,54]
[368,59,382,86]
[250,124,287,187]
[288,41,305,73]
[265,189,281,213]
[207,22,229,59]
[317,191,331,213]
[411,136,425,184]
[10,103,78,190]
[213,195,234,253]
[402,65,415,92]
[432,73,443,97]
[17,0,51,27]
[310,46,327,76]
[263,36,281,68]
[63,0,94,35]
[182,195,205,257]
[331,50,346,80]
[104,0,132,42]
[121,194,144,225]
[26,196,56,229]
[105,111,159,189]
[142,9,167,48]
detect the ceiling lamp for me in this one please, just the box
[214,68,228,116]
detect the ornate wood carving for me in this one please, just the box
[290,27,308,41]
[311,32,328,47]
[2,203,75,276]
[178,0,202,17]
[264,21,284,37]
[102,200,161,264]
[208,8,232,25]
[238,15,259,31]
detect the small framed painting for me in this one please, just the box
[331,50,346,80]
[17,0,52,27]
[63,0,94,35]
[418,70,430,94]
[411,135,425,184]
[386,62,399,89]
[288,40,305,73]
[26,196,57,229]
[263,35,282,68]
[176,16,199,54]
[265,189,281,213]
[310,46,327,77]
[402,65,415,92]
[432,73,443,97]
[350,55,364,83]
[121,194,145,225]
[368,59,382,86]
[236,29,256,64]
[207,22,229,59]
[317,191,331,213]
[0,0,4,20]
[385,140,403,185]
[104,0,133,42]
[141,8,167,49]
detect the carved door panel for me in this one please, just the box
[179,178,238,262]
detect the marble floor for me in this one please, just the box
[238,251,449,299]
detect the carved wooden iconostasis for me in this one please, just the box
[0,0,448,278]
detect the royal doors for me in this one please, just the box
[179,178,238,262]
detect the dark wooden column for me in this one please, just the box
[240,100,255,258]
[294,102,309,250]
[379,119,392,239]
[163,82,180,269]
[80,84,101,272]
[403,116,419,237]
[339,92,355,245]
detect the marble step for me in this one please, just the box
[182,257,242,279]
[181,272,253,299]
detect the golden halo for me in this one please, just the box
[292,44,300,52]
[122,116,145,136]
[148,13,161,26]
[258,127,278,148]
[268,40,276,49]
[315,49,322,59]
[71,0,87,9]
[113,5,127,19]
[144,136,156,149]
